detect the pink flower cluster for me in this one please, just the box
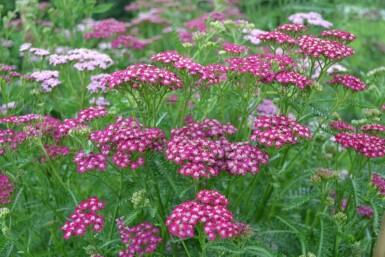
[222,43,250,54]
[225,54,295,82]
[330,121,354,131]
[288,12,333,28]
[150,51,182,64]
[321,30,356,43]
[250,115,311,147]
[73,151,107,173]
[87,117,166,170]
[49,49,113,71]
[104,64,183,90]
[84,19,129,39]
[360,124,385,133]
[335,132,385,158]
[61,196,105,239]
[297,35,354,61]
[116,218,162,257]
[258,31,297,45]
[111,35,148,49]
[274,71,313,89]
[327,74,368,91]
[87,74,110,93]
[371,174,385,196]
[77,106,108,122]
[0,114,41,125]
[173,59,218,86]
[167,119,268,179]
[40,144,70,162]
[356,206,373,218]
[30,70,61,92]
[0,174,14,204]
[166,190,248,240]
[276,23,308,33]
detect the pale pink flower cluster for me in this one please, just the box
[30,70,61,92]
[49,48,113,71]
[288,12,333,28]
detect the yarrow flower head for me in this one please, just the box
[359,124,385,134]
[116,218,162,257]
[321,30,356,43]
[327,74,368,91]
[274,71,313,89]
[275,23,308,34]
[84,18,129,39]
[77,106,108,122]
[61,196,105,239]
[371,174,385,196]
[222,43,250,55]
[250,115,311,147]
[297,35,354,61]
[87,117,166,170]
[166,190,249,240]
[167,119,268,179]
[0,174,14,204]
[335,132,385,158]
[288,12,333,28]
[258,31,297,45]
[330,121,354,131]
[356,206,374,218]
[30,70,61,92]
[111,35,148,49]
[104,64,183,90]
[173,59,218,86]
[150,51,182,64]
[87,74,110,93]
[49,48,113,71]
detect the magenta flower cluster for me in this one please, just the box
[0,174,14,204]
[84,18,129,39]
[360,124,385,133]
[104,64,183,90]
[330,121,354,131]
[222,43,250,54]
[84,117,166,171]
[297,35,354,61]
[258,31,298,45]
[166,190,248,240]
[327,74,368,91]
[356,206,374,218]
[61,196,105,239]
[276,23,308,33]
[320,30,356,43]
[371,174,385,196]
[116,218,162,257]
[274,70,313,89]
[251,115,311,147]
[167,119,268,179]
[335,132,385,158]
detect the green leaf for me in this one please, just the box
[92,3,113,14]
[282,193,318,211]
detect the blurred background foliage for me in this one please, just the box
[0,0,384,72]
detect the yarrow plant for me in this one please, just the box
[1,2,385,257]
[61,196,105,239]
